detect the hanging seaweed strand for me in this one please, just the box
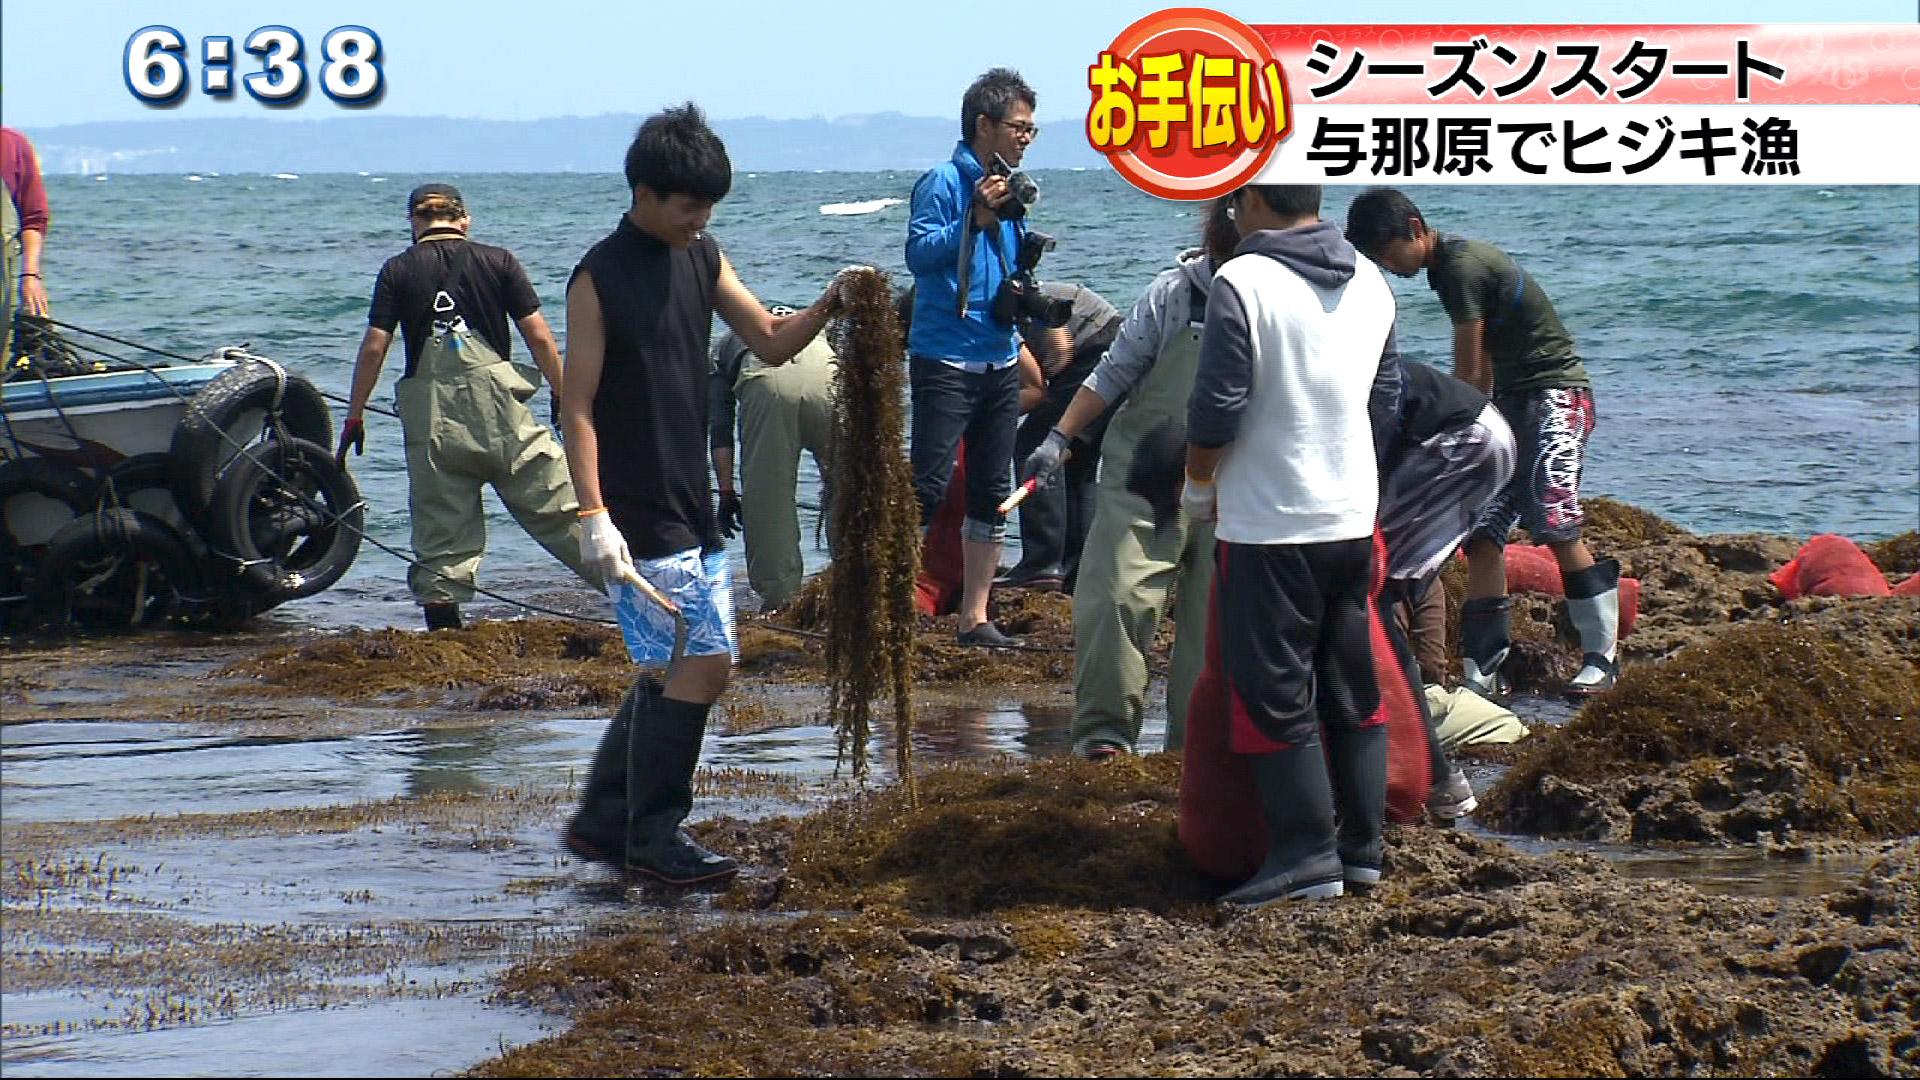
[824,268,920,795]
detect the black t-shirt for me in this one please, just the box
[572,216,722,560]
[368,228,541,376]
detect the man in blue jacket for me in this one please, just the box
[905,67,1040,647]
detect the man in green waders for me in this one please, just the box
[1018,197,1239,759]
[708,305,837,612]
[340,183,592,630]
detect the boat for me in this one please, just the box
[2,320,364,633]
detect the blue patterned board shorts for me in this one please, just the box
[610,547,737,665]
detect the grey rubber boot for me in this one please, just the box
[1563,558,1621,697]
[624,693,738,887]
[1460,596,1512,700]
[1218,737,1345,907]
[561,678,643,867]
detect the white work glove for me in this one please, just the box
[577,509,641,593]
[1180,474,1217,525]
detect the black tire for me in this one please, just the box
[0,458,99,607]
[29,508,205,632]
[204,436,362,603]
[168,359,332,526]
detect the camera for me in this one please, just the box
[987,153,1039,221]
[991,230,1072,329]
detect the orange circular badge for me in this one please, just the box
[1087,8,1292,200]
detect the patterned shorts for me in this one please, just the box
[1473,387,1596,546]
[610,547,737,665]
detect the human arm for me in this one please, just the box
[561,271,610,514]
[1082,267,1183,407]
[18,228,46,316]
[1182,275,1257,524]
[713,253,838,365]
[515,311,565,391]
[335,324,392,466]
[561,270,641,587]
[1451,319,1492,395]
[1034,326,1073,378]
[1017,344,1045,414]
[903,167,1010,276]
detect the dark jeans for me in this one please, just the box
[910,355,1020,536]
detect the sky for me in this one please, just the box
[2,0,1915,128]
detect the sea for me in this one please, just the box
[32,172,1920,631]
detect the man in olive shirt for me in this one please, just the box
[1347,187,1620,699]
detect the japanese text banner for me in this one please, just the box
[1260,24,1919,105]
[1254,105,1918,185]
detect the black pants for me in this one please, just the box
[1010,333,1117,588]
[1216,537,1379,750]
[910,355,1021,535]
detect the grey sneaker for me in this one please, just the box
[957,621,1022,648]
[1426,768,1479,821]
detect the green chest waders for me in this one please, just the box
[1069,320,1216,755]
[392,238,587,603]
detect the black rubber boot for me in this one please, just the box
[561,678,644,867]
[624,693,738,887]
[1218,736,1344,907]
[423,602,462,631]
[1459,596,1512,699]
[1326,723,1388,888]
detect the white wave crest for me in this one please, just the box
[819,197,904,216]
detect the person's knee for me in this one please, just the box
[665,653,731,703]
[961,516,1003,544]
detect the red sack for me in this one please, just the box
[1502,543,1641,637]
[1895,573,1920,597]
[913,447,968,616]
[1178,536,1430,883]
[1768,534,1891,599]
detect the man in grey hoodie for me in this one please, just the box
[1184,185,1397,906]
[1020,198,1238,760]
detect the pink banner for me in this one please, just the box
[1254,24,1920,106]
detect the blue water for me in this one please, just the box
[31,173,1919,629]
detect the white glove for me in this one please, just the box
[1180,475,1217,525]
[577,509,641,593]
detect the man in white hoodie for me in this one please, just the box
[1184,185,1398,906]
[1020,198,1238,760]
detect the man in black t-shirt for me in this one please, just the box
[340,182,589,631]
[558,104,852,889]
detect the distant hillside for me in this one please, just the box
[19,113,1106,175]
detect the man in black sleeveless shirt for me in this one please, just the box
[558,104,850,888]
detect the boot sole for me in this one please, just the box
[623,862,741,889]
[1222,878,1345,907]
[1342,865,1382,887]
[562,830,620,868]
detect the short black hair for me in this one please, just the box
[624,102,732,203]
[1204,195,1238,263]
[1242,185,1322,219]
[1345,187,1425,253]
[960,68,1036,141]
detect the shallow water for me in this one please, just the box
[0,669,1869,1076]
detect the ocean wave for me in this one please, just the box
[819,198,903,216]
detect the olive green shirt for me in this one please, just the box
[1427,234,1588,394]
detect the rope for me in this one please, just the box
[43,318,397,418]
